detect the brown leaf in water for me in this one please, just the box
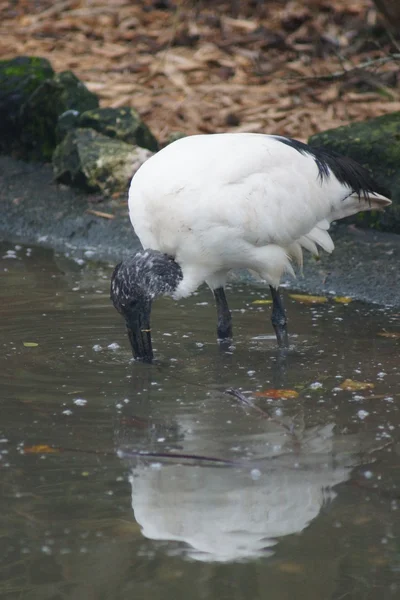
[339,379,375,391]
[289,294,328,304]
[255,389,299,399]
[24,444,58,454]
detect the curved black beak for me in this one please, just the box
[124,301,153,362]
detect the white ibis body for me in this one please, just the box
[110,133,391,361]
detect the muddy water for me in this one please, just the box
[1,241,400,600]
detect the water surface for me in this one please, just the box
[1,242,400,599]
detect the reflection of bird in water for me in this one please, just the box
[110,133,391,361]
[123,423,374,563]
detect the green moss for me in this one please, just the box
[77,107,158,151]
[0,57,55,156]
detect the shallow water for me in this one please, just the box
[1,241,400,599]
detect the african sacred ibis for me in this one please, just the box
[110,133,391,361]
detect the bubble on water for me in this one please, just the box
[41,546,52,555]
[363,470,373,479]
[107,342,120,351]
[357,410,369,420]
[275,408,283,417]
[157,437,165,443]
[251,469,261,480]
[92,344,102,352]
[195,342,204,348]
[310,382,323,389]
[73,398,87,406]
[84,250,95,258]
[247,370,256,376]
[377,372,387,378]
[62,409,73,416]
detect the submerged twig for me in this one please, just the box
[117,449,239,467]
[224,387,296,437]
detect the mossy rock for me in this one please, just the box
[19,71,99,161]
[53,128,153,195]
[76,107,159,151]
[0,56,54,155]
[309,113,400,232]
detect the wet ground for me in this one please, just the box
[1,241,400,600]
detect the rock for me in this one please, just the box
[309,113,400,232]
[19,71,99,161]
[53,128,153,195]
[0,56,54,155]
[56,109,81,142]
[77,107,159,151]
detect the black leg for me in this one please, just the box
[269,286,288,348]
[214,287,232,340]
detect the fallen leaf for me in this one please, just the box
[289,294,328,304]
[251,299,272,304]
[255,389,299,399]
[378,332,400,339]
[340,379,375,391]
[23,342,39,347]
[334,296,353,304]
[24,444,58,454]
[86,209,115,220]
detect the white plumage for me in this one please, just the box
[129,133,389,293]
[111,132,391,360]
